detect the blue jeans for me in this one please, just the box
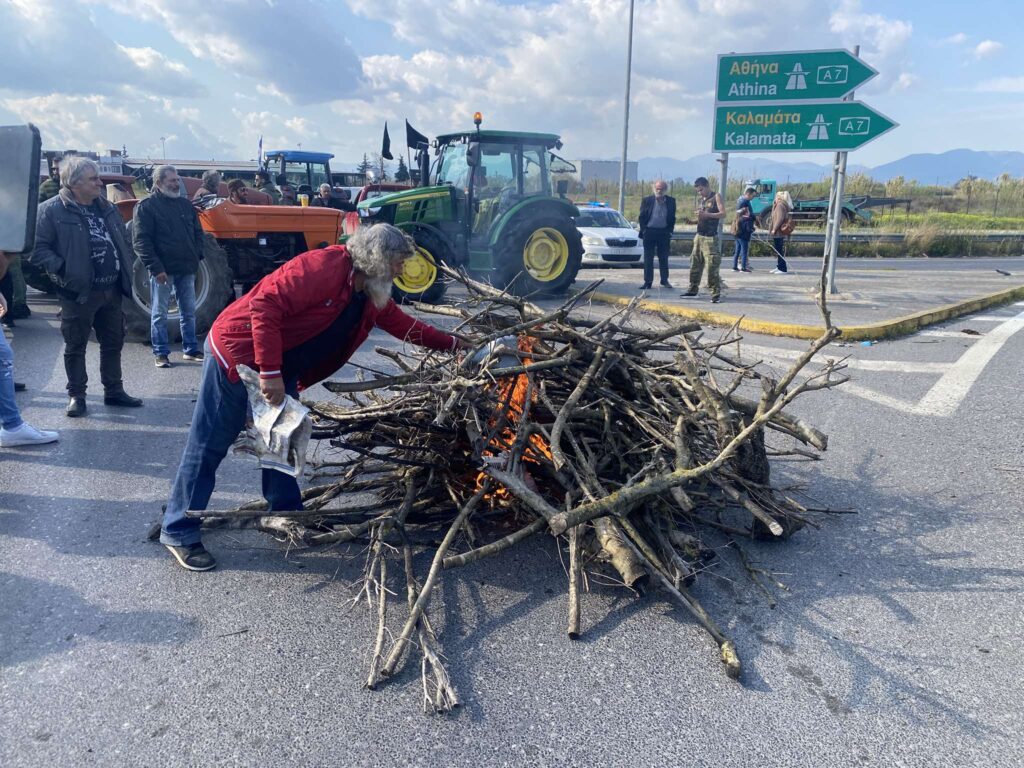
[0,331,23,430]
[160,340,302,547]
[732,237,750,270]
[151,274,199,357]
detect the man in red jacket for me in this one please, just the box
[160,224,466,571]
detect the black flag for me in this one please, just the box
[381,122,393,160]
[406,119,429,150]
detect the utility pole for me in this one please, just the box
[159,136,166,160]
[824,44,859,295]
[617,0,635,214]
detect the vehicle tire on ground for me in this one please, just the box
[758,209,774,230]
[123,231,234,343]
[841,209,856,225]
[494,208,583,297]
[391,229,449,305]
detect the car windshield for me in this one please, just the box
[576,208,629,228]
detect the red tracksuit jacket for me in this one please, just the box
[207,245,457,389]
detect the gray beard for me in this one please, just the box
[156,184,181,199]
[364,275,393,309]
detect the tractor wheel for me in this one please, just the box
[21,260,58,295]
[391,230,448,305]
[494,209,582,296]
[758,209,774,230]
[841,209,856,225]
[123,232,234,343]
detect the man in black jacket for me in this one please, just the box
[31,156,142,417]
[636,180,676,289]
[132,165,205,368]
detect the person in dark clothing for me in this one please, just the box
[732,186,756,272]
[30,156,143,417]
[682,177,725,302]
[39,160,61,203]
[637,180,676,290]
[132,165,205,368]
[311,183,357,212]
[192,170,221,203]
[158,224,470,571]
[255,170,281,205]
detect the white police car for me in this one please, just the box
[575,203,643,265]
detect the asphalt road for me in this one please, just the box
[2,286,1023,767]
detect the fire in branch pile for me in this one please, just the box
[223,272,848,712]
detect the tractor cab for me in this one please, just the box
[356,117,582,304]
[264,150,334,192]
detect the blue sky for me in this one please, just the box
[0,0,1020,170]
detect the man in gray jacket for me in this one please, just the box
[31,156,142,417]
[132,165,205,368]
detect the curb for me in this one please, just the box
[587,283,1024,341]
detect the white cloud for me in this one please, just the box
[99,0,363,104]
[974,40,1003,59]
[894,73,918,91]
[976,76,1024,94]
[0,0,204,98]
[829,0,914,93]
[940,32,967,45]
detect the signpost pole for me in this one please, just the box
[826,45,859,295]
[717,152,729,254]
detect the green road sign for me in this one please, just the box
[713,102,897,152]
[716,49,878,103]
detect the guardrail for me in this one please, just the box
[668,229,1024,244]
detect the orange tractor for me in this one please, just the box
[23,173,346,342]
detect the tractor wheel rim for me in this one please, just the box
[131,259,211,319]
[394,247,437,294]
[523,227,569,282]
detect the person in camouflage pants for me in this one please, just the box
[682,177,726,303]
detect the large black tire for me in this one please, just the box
[494,208,583,297]
[21,260,58,295]
[123,231,234,343]
[757,209,774,231]
[391,229,449,305]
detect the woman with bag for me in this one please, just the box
[769,190,794,274]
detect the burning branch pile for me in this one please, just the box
[199,272,848,712]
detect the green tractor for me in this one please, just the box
[356,117,583,303]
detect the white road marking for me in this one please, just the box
[739,309,1024,417]
[738,344,949,373]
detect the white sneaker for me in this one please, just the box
[770,269,790,275]
[0,422,59,447]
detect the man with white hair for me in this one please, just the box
[159,223,468,571]
[31,155,142,417]
[132,165,205,368]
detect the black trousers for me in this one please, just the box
[642,229,671,286]
[59,289,126,397]
[772,237,788,272]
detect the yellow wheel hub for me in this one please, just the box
[393,246,438,294]
[523,227,569,282]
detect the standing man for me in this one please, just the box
[39,158,61,202]
[132,165,205,368]
[255,170,281,205]
[637,180,676,290]
[732,186,756,272]
[682,177,725,303]
[158,224,469,571]
[31,156,143,417]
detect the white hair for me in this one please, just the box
[346,224,414,308]
[319,183,331,193]
[59,156,99,189]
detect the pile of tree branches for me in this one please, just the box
[195,269,848,712]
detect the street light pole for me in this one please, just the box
[159,136,166,160]
[617,0,635,214]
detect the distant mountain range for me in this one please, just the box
[634,149,1024,186]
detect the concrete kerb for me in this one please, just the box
[586,283,1024,341]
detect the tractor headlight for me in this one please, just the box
[582,235,603,246]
